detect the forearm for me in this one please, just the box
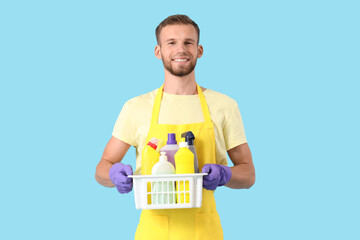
[226,143,255,189]
[95,158,115,188]
[95,137,131,188]
[226,163,255,189]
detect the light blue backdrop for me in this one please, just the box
[1,0,359,239]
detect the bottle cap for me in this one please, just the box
[147,141,157,150]
[167,133,177,144]
[179,138,188,148]
[147,137,160,150]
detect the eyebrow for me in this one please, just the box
[164,38,196,42]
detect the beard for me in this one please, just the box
[162,57,197,77]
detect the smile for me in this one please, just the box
[172,58,189,62]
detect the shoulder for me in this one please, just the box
[203,88,238,109]
[123,88,158,110]
[202,88,240,127]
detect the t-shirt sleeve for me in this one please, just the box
[223,102,247,150]
[112,101,137,147]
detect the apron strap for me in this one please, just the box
[150,85,164,126]
[196,84,212,123]
[150,84,212,125]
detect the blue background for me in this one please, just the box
[1,0,359,239]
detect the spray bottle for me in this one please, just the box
[181,131,199,173]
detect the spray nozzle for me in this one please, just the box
[181,131,195,145]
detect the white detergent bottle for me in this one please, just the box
[151,152,176,204]
[159,133,179,168]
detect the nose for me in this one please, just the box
[176,42,187,52]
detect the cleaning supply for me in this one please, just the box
[174,138,195,173]
[159,133,179,168]
[152,152,176,175]
[141,137,160,175]
[135,84,223,240]
[181,131,199,173]
[174,138,194,203]
[141,137,160,204]
[151,152,176,204]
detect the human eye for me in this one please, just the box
[185,39,197,46]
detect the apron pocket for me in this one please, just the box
[135,212,168,240]
[195,213,223,240]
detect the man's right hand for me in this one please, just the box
[109,163,133,194]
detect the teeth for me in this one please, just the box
[173,59,188,62]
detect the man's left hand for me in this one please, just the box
[202,164,232,190]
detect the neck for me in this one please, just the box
[163,70,197,95]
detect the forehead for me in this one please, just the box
[159,24,198,42]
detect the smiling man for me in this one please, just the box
[155,24,202,77]
[95,15,255,240]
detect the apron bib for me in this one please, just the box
[135,84,223,240]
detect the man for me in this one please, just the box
[95,14,255,240]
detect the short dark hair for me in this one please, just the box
[155,14,200,45]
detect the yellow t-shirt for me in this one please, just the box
[112,88,247,174]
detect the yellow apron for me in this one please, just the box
[135,84,223,240]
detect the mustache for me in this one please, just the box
[171,53,190,59]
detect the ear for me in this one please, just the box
[154,45,162,60]
[197,45,204,58]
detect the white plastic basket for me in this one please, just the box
[128,173,207,210]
